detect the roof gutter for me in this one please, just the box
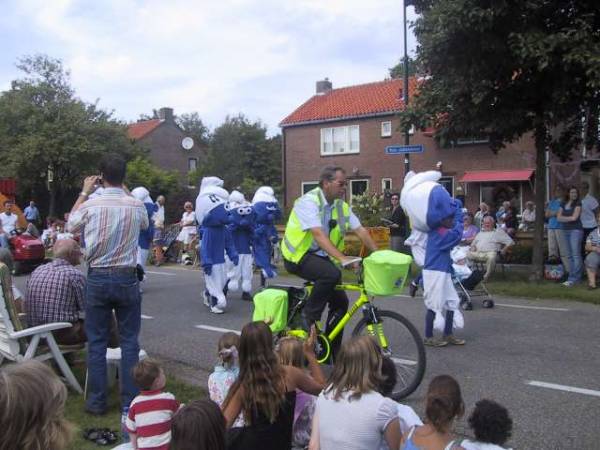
[279,110,401,129]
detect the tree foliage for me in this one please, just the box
[197,114,281,195]
[389,56,419,79]
[0,54,137,216]
[177,112,210,146]
[125,156,180,198]
[401,0,600,280]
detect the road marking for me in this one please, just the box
[195,325,241,335]
[145,271,177,276]
[496,303,569,312]
[526,381,600,398]
[391,357,417,366]
[141,314,154,319]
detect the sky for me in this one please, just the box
[0,0,418,135]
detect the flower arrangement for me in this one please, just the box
[351,192,386,227]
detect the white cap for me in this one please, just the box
[199,177,224,193]
[228,190,246,208]
[252,186,277,204]
[196,186,230,224]
[131,187,152,204]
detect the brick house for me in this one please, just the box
[127,107,206,183]
[280,78,541,214]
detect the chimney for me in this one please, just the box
[159,107,174,122]
[316,78,332,95]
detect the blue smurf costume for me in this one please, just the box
[196,179,238,314]
[401,171,464,344]
[252,186,281,280]
[227,190,255,301]
[131,186,157,270]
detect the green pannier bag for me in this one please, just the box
[363,250,413,296]
[252,288,289,333]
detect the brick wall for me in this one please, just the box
[283,115,537,213]
[137,122,206,182]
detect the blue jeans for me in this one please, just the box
[85,268,141,412]
[0,234,9,249]
[425,309,454,338]
[562,229,583,283]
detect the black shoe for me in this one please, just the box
[241,291,253,302]
[409,281,418,297]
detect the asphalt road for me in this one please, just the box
[14,264,600,449]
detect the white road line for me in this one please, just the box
[195,325,241,335]
[526,381,600,398]
[144,271,177,276]
[496,303,569,312]
[391,357,417,366]
[141,314,154,319]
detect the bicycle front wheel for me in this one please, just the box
[352,309,426,400]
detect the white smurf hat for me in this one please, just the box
[199,176,224,193]
[252,186,277,204]
[228,190,246,208]
[196,186,230,224]
[131,186,152,204]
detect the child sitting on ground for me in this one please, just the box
[126,359,180,450]
[276,336,323,450]
[208,332,243,427]
[401,375,465,450]
[170,399,226,450]
[461,399,513,450]
[378,356,423,444]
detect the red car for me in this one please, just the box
[9,233,46,275]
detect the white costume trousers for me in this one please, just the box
[205,263,228,309]
[227,253,253,293]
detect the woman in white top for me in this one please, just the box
[309,335,401,450]
[176,201,197,253]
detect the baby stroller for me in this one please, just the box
[161,223,182,263]
[451,247,494,310]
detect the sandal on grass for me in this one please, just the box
[83,428,119,446]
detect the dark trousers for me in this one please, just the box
[425,309,454,338]
[284,254,349,356]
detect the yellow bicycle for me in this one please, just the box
[268,257,426,400]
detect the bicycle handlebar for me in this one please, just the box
[341,257,362,268]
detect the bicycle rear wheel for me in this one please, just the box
[352,309,426,400]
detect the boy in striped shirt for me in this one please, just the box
[126,359,180,449]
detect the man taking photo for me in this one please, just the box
[281,166,377,356]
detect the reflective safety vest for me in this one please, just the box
[281,187,351,263]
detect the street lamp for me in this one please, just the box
[403,0,412,174]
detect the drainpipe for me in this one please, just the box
[281,129,287,210]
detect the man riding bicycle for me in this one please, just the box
[281,166,378,356]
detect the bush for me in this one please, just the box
[351,192,385,227]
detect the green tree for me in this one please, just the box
[389,56,419,79]
[401,0,600,280]
[177,112,210,146]
[198,114,281,195]
[125,156,180,198]
[0,54,137,217]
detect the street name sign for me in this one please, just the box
[385,144,424,154]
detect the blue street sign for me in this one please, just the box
[385,144,424,154]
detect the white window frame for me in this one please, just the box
[439,176,454,196]
[381,178,392,192]
[455,136,490,146]
[320,125,360,156]
[188,157,198,172]
[349,178,369,203]
[301,181,319,195]
[381,121,392,137]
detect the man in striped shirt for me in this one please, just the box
[68,153,149,415]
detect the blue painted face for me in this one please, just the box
[230,204,255,226]
[203,203,232,226]
[254,202,281,223]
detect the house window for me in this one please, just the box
[188,158,198,171]
[381,178,392,192]
[349,179,369,203]
[321,125,360,155]
[455,136,490,146]
[439,176,454,196]
[302,181,319,195]
[381,121,392,137]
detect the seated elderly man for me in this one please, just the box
[584,211,600,290]
[25,238,87,345]
[467,215,515,281]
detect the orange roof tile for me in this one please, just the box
[127,119,162,140]
[280,78,419,127]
